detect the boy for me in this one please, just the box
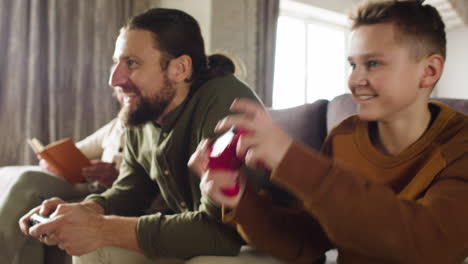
[189,0,468,263]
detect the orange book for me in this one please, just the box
[27,137,90,184]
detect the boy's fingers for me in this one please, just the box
[236,134,257,160]
[215,115,256,133]
[201,139,212,152]
[229,98,265,116]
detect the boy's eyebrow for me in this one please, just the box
[348,52,385,61]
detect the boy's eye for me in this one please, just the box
[367,60,380,68]
[349,62,356,70]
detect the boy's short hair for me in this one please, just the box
[349,0,446,61]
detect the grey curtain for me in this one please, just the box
[0,0,156,165]
[256,0,279,107]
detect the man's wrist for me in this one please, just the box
[81,201,105,215]
[99,215,142,252]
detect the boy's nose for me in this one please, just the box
[348,68,368,88]
[109,63,129,88]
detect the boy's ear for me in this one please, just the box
[420,54,444,89]
[167,55,193,83]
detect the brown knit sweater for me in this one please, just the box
[224,102,468,264]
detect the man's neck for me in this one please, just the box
[155,82,191,125]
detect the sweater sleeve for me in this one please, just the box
[223,187,332,263]
[271,141,468,264]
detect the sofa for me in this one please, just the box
[3,93,467,264]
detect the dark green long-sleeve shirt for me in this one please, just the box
[86,75,261,259]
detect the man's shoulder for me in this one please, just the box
[197,74,256,99]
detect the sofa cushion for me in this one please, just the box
[326,94,357,133]
[270,99,329,151]
[432,97,468,115]
[327,94,468,133]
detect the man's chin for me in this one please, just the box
[119,106,164,128]
[122,113,152,128]
[118,106,147,128]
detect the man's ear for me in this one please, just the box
[420,54,444,89]
[167,55,193,83]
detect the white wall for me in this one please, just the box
[210,0,257,87]
[150,0,257,88]
[293,0,357,13]
[153,0,212,51]
[436,26,468,99]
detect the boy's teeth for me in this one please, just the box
[358,95,376,100]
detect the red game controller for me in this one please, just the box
[208,128,248,197]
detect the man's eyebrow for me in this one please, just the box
[113,55,137,61]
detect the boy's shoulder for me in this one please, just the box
[431,102,468,162]
[328,115,362,137]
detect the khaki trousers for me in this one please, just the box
[73,246,184,264]
[0,166,90,264]
[73,246,286,264]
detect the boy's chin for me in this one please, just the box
[357,112,379,122]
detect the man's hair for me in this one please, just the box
[125,8,235,90]
[349,0,446,60]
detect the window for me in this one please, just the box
[272,0,350,109]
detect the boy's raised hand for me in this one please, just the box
[215,98,293,171]
[188,139,212,178]
[188,139,246,208]
[199,170,246,209]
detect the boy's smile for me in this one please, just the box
[347,23,428,123]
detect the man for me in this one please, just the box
[1,87,126,264]
[20,8,261,263]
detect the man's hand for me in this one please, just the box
[215,98,293,171]
[19,197,66,236]
[26,201,106,256]
[82,160,119,188]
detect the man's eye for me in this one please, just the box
[127,60,137,67]
[349,62,356,70]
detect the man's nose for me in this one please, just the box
[109,63,129,88]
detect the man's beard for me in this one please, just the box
[118,75,176,127]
